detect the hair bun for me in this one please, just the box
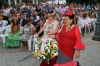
[65,11,75,19]
[65,11,72,16]
[71,14,75,19]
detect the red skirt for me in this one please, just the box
[40,56,57,66]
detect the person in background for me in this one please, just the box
[55,11,85,66]
[36,5,42,17]
[73,16,78,25]
[3,5,11,24]
[32,12,40,26]
[3,18,20,47]
[59,4,66,16]
[85,13,91,34]
[0,11,3,20]
[46,4,51,12]
[55,5,60,13]
[20,19,36,50]
[27,7,32,18]
[35,18,45,38]
[86,5,92,11]
[80,13,87,36]
[18,13,27,27]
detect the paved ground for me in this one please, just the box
[0,32,100,66]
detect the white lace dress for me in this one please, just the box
[43,19,59,37]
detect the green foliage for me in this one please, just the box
[66,0,99,4]
[0,0,8,9]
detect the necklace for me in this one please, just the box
[59,26,71,40]
[66,26,71,32]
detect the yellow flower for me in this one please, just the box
[38,40,41,43]
[44,53,48,56]
[51,39,55,42]
[33,53,37,58]
[38,50,42,54]
[51,53,55,58]
[50,45,53,50]
[56,44,58,47]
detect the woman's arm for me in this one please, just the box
[11,24,14,35]
[21,27,24,35]
[75,26,85,58]
[37,26,44,37]
[75,26,81,58]
[31,25,36,35]
[18,24,20,32]
[75,50,80,58]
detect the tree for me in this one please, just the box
[0,0,7,9]
[66,0,99,4]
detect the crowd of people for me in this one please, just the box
[0,2,99,66]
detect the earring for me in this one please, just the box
[70,23,72,26]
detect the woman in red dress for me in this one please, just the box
[54,11,85,66]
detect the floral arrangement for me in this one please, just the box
[33,36,58,64]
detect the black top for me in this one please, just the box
[36,8,41,16]
[18,18,26,27]
[36,25,44,37]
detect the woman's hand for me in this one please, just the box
[21,33,23,36]
[47,33,50,37]
[35,33,39,38]
[26,35,30,37]
[75,50,80,58]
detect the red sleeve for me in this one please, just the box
[74,26,85,50]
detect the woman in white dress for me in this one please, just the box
[20,19,36,50]
[36,13,59,66]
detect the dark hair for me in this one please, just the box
[65,14,75,20]
[47,12,54,17]
[36,18,46,25]
[36,20,40,24]
[20,13,24,16]
[40,18,46,23]
[12,19,19,29]
[65,14,75,26]
[83,13,87,18]
[26,19,31,24]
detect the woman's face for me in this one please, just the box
[47,14,53,20]
[39,20,44,26]
[14,19,17,23]
[63,16,72,26]
[27,22,31,26]
[80,13,83,17]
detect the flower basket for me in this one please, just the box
[33,36,58,64]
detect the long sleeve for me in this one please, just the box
[74,26,85,50]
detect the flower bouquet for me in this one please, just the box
[33,36,58,64]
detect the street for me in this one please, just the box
[0,32,100,66]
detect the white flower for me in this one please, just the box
[47,43,50,46]
[37,57,40,60]
[53,44,56,47]
[43,56,46,59]
[47,49,50,53]
[34,50,38,54]
[47,59,49,61]
[45,46,48,49]
[54,52,58,56]
[51,51,54,53]
[35,46,39,50]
